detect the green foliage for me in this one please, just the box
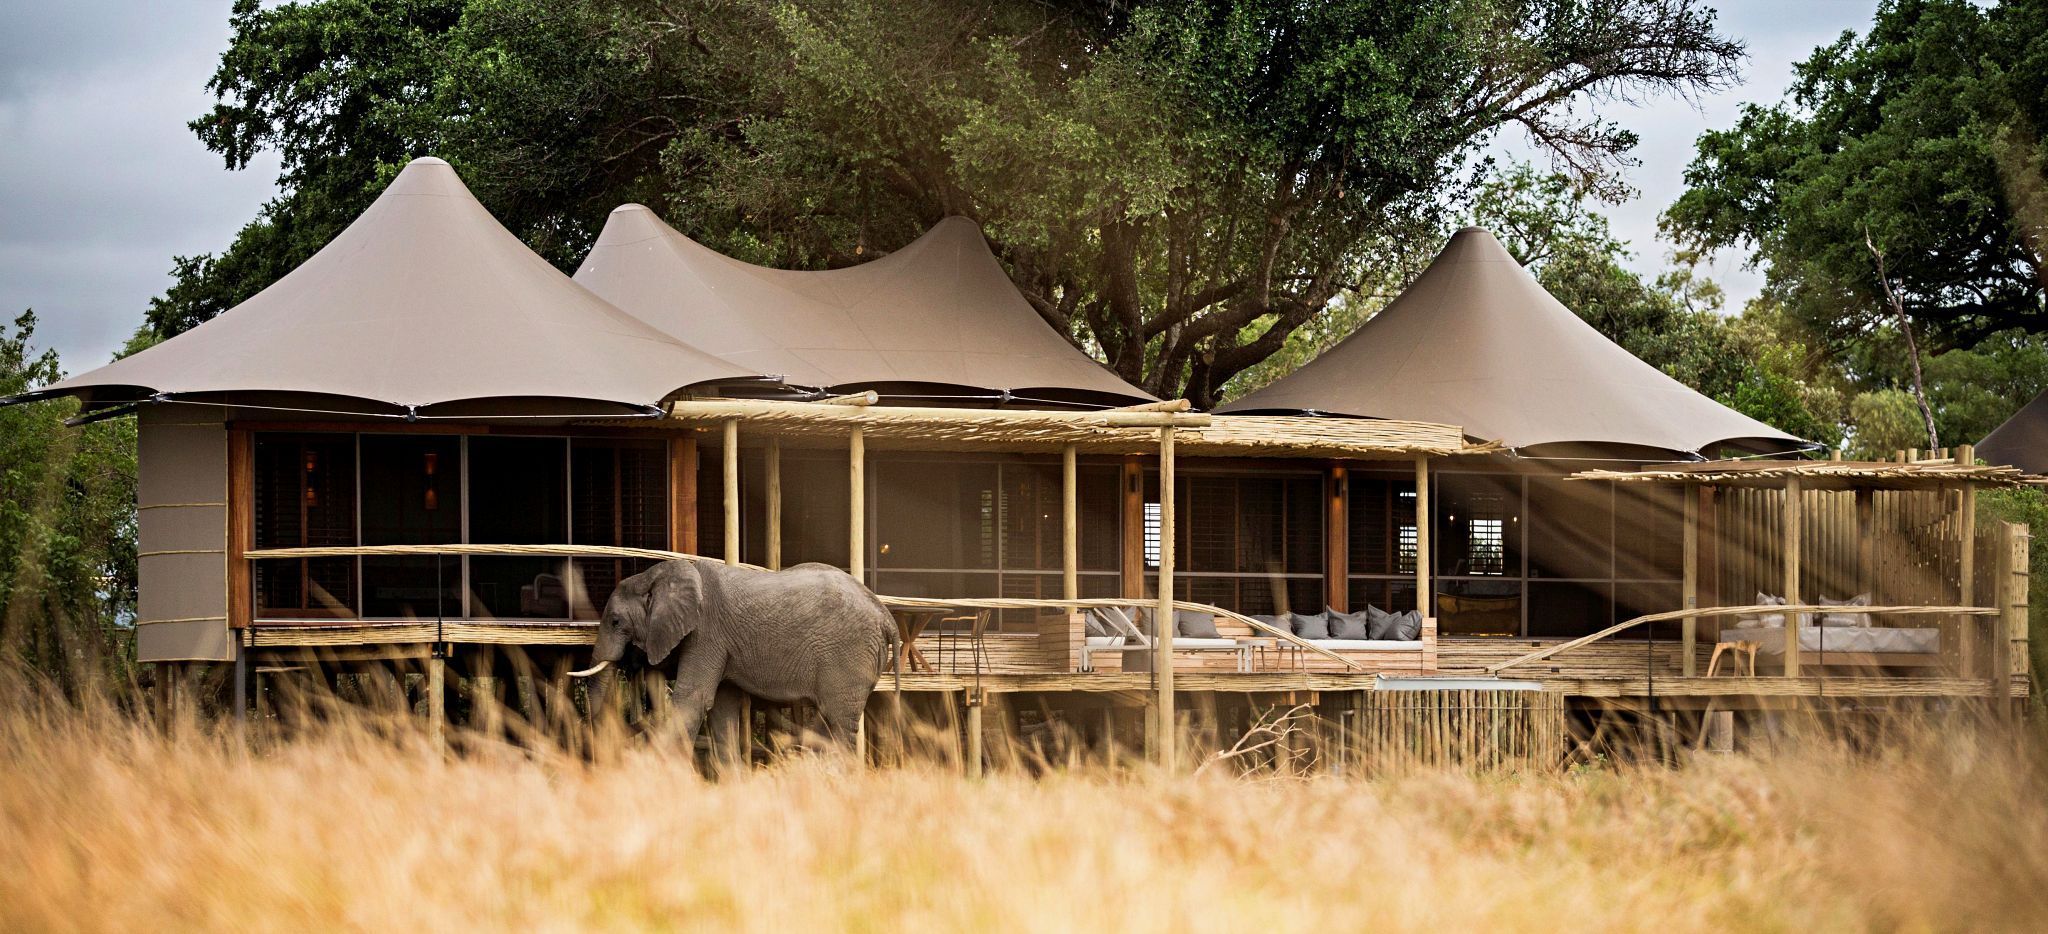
[167,0,1745,404]
[0,313,138,694]
[1664,0,2048,356]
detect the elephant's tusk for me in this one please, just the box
[567,660,610,678]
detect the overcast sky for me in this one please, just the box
[2,1,1881,372]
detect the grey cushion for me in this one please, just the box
[1365,605,1399,640]
[1176,609,1222,639]
[1327,607,1373,640]
[1084,609,1112,638]
[1391,610,1423,641]
[1290,610,1331,640]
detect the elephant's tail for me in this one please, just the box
[883,613,903,692]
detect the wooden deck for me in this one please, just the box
[241,622,2027,701]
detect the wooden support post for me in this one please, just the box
[1957,445,1979,676]
[227,428,253,632]
[232,641,249,734]
[1856,488,1875,597]
[722,420,740,565]
[1682,488,1699,677]
[1783,476,1803,677]
[1705,710,1735,753]
[426,653,446,748]
[671,436,698,553]
[1101,706,1117,765]
[1062,444,1079,602]
[1327,466,1349,612]
[1414,457,1432,620]
[476,672,503,739]
[1995,522,2027,715]
[850,428,866,580]
[766,438,783,570]
[965,697,984,778]
[1120,457,1143,598]
[1155,426,1177,770]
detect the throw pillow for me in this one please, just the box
[1392,609,1424,641]
[1084,610,1111,637]
[1328,607,1372,640]
[1176,609,1223,639]
[1365,604,1400,640]
[1290,610,1331,640]
[1819,593,1872,628]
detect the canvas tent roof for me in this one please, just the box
[15,158,760,419]
[1977,388,2048,473]
[573,205,1153,408]
[1216,227,1806,459]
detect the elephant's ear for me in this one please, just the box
[639,560,701,665]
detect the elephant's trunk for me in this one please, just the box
[567,659,610,678]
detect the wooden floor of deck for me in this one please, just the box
[241,623,2028,700]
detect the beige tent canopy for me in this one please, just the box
[1978,388,2048,473]
[1217,227,1807,459]
[16,158,762,419]
[573,205,1152,408]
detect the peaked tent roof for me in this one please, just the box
[21,158,759,418]
[572,206,1153,407]
[1216,227,1806,459]
[1977,388,2048,473]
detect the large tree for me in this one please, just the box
[1664,0,2048,372]
[164,0,1742,405]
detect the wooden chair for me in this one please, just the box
[1706,639,1759,678]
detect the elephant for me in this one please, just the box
[570,559,898,748]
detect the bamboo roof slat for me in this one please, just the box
[578,399,1495,460]
[1572,459,2047,491]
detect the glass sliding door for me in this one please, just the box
[467,436,569,620]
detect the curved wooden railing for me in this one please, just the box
[242,543,1363,670]
[1486,603,1999,675]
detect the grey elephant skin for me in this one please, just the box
[584,560,898,746]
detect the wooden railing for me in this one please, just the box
[1487,603,1999,676]
[241,543,1366,670]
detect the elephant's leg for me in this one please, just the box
[667,645,727,749]
[816,687,871,751]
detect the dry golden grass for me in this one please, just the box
[4,689,2047,932]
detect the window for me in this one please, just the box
[359,435,461,619]
[249,431,673,623]
[252,434,356,616]
[1150,472,1323,616]
[872,456,1120,628]
[570,439,668,618]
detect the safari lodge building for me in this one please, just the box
[14,158,2029,760]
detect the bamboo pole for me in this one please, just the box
[1957,444,1978,675]
[1155,425,1177,769]
[1856,488,1875,596]
[1061,444,1078,602]
[1682,488,1698,677]
[1783,475,1803,677]
[426,653,445,748]
[1414,457,1431,621]
[766,439,782,571]
[850,428,866,580]
[722,420,739,566]
[966,698,984,778]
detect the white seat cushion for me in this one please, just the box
[1084,636,1125,648]
[1315,639,1423,652]
[1172,637,1241,649]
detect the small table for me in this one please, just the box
[889,607,950,673]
